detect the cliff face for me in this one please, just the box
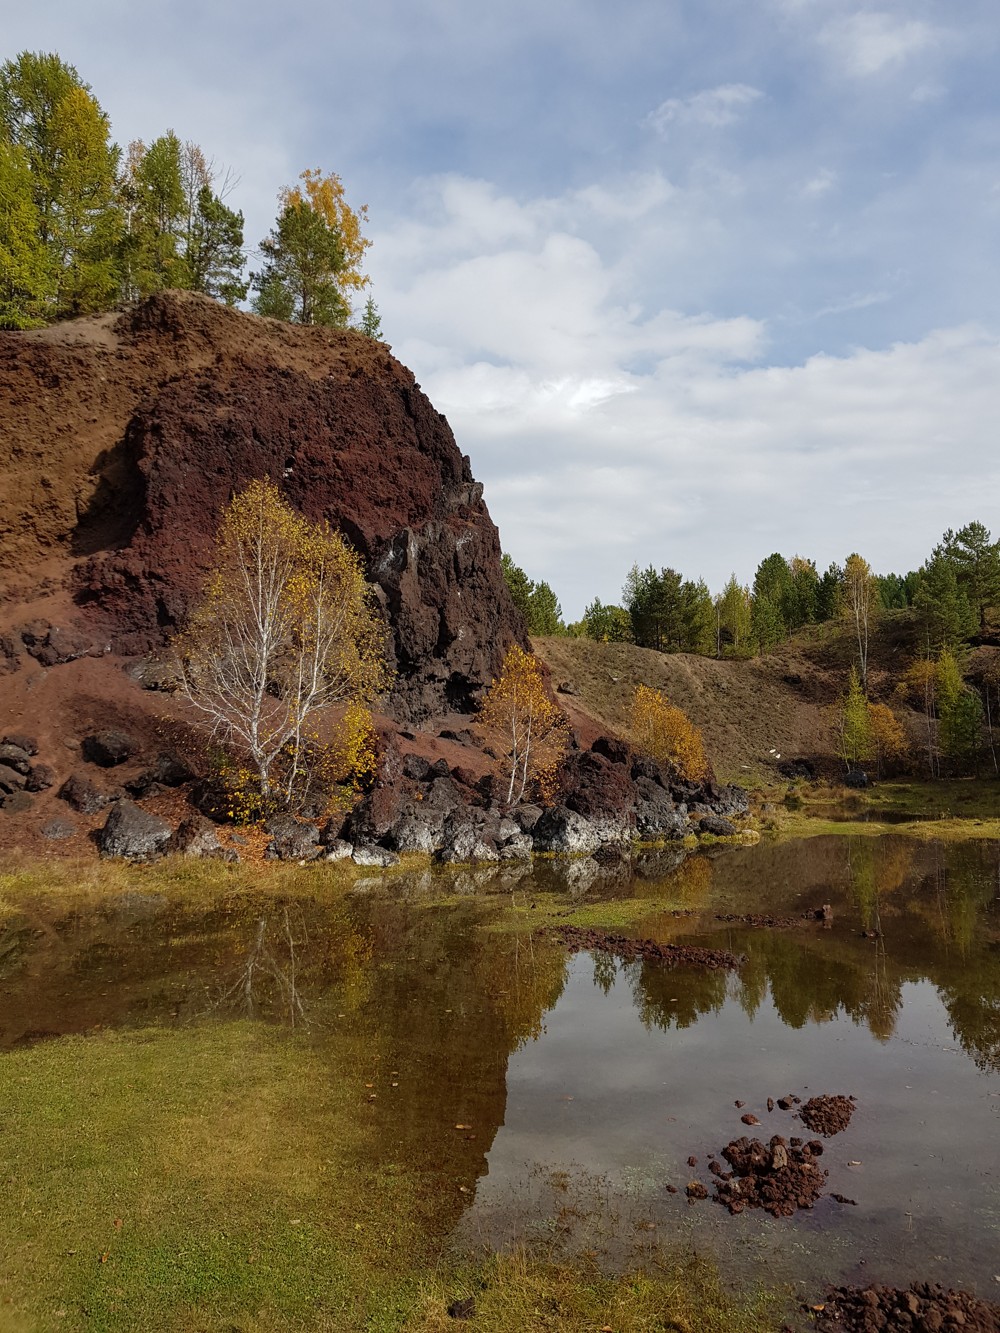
[0,291,525,719]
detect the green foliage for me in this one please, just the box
[355,292,382,338]
[623,564,712,653]
[913,554,976,650]
[48,85,122,317]
[501,554,564,634]
[716,575,752,657]
[0,50,85,245]
[121,132,186,296]
[183,185,247,305]
[580,597,632,642]
[941,521,1000,631]
[936,647,983,772]
[836,666,873,770]
[0,141,51,327]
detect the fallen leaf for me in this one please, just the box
[99,1250,109,1264]
[455,1123,471,1130]
[113,1218,122,1231]
[847,1160,862,1167]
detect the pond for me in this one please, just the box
[1,834,998,1326]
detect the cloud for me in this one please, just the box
[646,84,764,136]
[370,174,1000,616]
[819,11,937,77]
[800,168,837,198]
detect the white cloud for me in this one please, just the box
[819,12,937,77]
[646,84,764,136]
[800,168,837,198]
[372,174,1000,616]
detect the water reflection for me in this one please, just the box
[1,834,998,1291]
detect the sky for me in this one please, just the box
[8,0,1000,617]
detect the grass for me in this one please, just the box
[0,1019,785,1333]
[767,777,1000,842]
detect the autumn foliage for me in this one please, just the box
[629,684,709,782]
[174,479,389,815]
[478,645,568,806]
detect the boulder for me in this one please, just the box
[126,752,195,797]
[97,801,172,860]
[0,743,32,775]
[498,833,533,860]
[384,814,438,854]
[82,729,139,767]
[0,790,32,813]
[323,839,354,861]
[351,845,400,867]
[560,749,637,827]
[532,806,602,855]
[25,762,55,792]
[264,815,321,861]
[511,803,543,834]
[0,763,27,794]
[844,769,869,789]
[0,634,20,675]
[591,735,633,766]
[168,816,231,859]
[58,773,112,814]
[41,817,76,840]
[699,814,736,837]
[1,733,37,755]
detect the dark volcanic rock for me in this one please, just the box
[25,762,55,791]
[168,816,231,859]
[1,733,37,755]
[699,814,736,836]
[97,800,172,860]
[125,752,195,797]
[82,729,139,767]
[58,773,112,814]
[41,817,76,840]
[0,762,27,794]
[0,743,31,774]
[813,1283,1000,1333]
[560,747,636,826]
[53,292,526,720]
[264,815,321,862]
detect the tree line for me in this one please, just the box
[0,51,381,335]
[503,520,1000,663]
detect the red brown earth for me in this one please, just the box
[810,1283,1000,1332]
[0,290,525,721]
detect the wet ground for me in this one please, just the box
[1,833,999,1315]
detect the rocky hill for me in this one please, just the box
[0,290,524,720]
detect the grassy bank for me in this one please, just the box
[769,777,1000,842]
[0,990,781,1332]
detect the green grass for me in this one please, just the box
[0,1018,785,1332]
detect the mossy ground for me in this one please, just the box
[767,777,1000,842]
[0,856,783,1333]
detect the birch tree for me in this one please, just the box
[478,645,567,805]
[173,479,388,811]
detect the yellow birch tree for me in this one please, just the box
[173,479,389,812]
[478,645,567,806]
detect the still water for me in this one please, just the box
[2,834,998,1300]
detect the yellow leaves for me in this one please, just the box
[479,644,568,806]
[173,478,390,814]
[629,684,709,782]
[283,168,370,291]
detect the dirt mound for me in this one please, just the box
[549,924,745,971]
[0,291,524,719]
[713,1134,828,1217]
[799,1094,856,1135]
[812,1283,1000,1332]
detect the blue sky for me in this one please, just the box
[9,1,1000,616]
